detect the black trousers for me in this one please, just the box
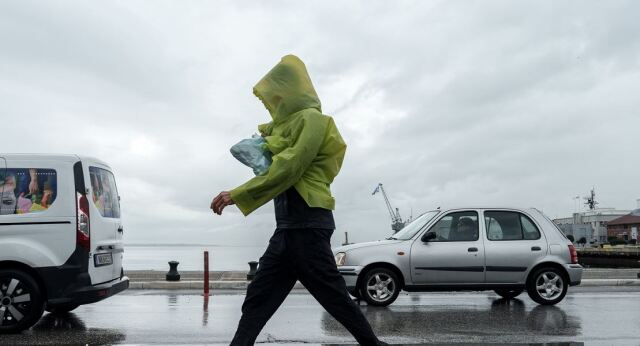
[230,228,382,346]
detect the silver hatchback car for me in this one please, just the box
[333,207,583,306]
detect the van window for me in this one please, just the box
[0,168,57,215]
[89,167,120,218]
[485,211,541,241]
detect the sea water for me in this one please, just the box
[123,244,266,271]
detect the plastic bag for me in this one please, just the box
[230,134,272,176]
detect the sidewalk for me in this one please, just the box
[125,268,640,290]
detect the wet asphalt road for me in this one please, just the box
[4,287,640,345]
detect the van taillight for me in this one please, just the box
[568,244,578,264]
[77,192,90,250]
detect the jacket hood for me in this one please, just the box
[254,55,322,124]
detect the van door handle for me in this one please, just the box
[118,226,124,233]
[531,246,541,251]
[468,247,478,252]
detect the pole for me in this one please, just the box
[204,251,210,297]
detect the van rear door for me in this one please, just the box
[84,161,123,285]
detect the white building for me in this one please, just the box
[554,208,632,243]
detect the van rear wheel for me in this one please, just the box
[0,269,45,334]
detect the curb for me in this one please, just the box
[128,279,640,290]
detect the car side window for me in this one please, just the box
[426,211,479,242]
[485,216,503,240]
[0,168,58,215]
[484,211,541,241]
[520,214,541,240]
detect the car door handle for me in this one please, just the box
[468,247,478,252]
[118,226,124,233]
[531,246,541,251]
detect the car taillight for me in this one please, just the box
[568,244,578,264]
[77,192,90,251]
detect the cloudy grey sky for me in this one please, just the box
[1,0,639,247]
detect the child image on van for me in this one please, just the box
[0,174,17,215]
[0,169,57,215]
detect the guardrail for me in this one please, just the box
[578,246,640,255]
[577,247,640,268]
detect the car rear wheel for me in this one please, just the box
[526,267,568,305]
[494,289,524,299]
[0,269,46,334]
[46,303,79,314]
[358,267,400,307]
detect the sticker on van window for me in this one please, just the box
[89,167,120,218]
[0,168,57,215]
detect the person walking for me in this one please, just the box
[211,55,387,346]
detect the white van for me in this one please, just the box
[0,154,128,333]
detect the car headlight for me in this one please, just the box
[334,252,346,266]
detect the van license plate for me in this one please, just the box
[94,253,113,267]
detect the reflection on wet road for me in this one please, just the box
[21,312,126,345]
[3,287,639,345]
[323,298,582,343]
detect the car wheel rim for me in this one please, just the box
[535,272,563,301]
[365,273,395,302]
[0,277,32,327]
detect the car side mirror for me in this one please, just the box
[422,232,436,242]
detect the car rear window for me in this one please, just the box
[0,168,57,215]
[485,211,541,241]
[89,167,120,218]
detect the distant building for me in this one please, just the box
[556,223,593,243]
[554,208,632,243]
[607,208,640,241]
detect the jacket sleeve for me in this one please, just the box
[230,112,328,216]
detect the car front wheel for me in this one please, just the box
[358,267,400,307]
[526,267,568,305]
[0,269,46,334]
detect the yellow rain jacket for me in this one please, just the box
[230,55,347,216]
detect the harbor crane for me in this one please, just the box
[372,183,405,233]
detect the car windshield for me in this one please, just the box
[391,210,440,240]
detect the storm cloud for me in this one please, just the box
[1,0,638,247]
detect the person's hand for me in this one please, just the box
[211,191,235,215]
[29,180,39,194]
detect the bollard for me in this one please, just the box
[204,251,210,297]
[166,261,180,281]
[247,261,259,281]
